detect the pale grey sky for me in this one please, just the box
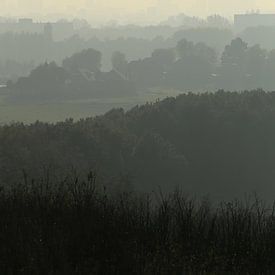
[2,0,275,23]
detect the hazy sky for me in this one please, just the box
[2,0,275,23]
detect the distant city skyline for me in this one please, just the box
[1,0,275,24]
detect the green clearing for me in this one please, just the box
[0,88,182,124]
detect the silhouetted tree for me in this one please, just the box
[111,51,128,76]
[62,48,102,74]
[245,45,266,89]
[206,14,231,28]
[218,38,248,89]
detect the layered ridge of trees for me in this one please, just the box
[2,22,275,83]
[121,37,275,91]
[0,21,233,78]
[6,36,275,102]
[6,48,136,101]
[2,90,275,200]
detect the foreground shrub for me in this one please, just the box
[0,174,275,274]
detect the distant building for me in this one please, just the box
[235,13,275,30]
[18,18,33,24]
[0,19,75,41]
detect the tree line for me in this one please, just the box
[2,90,275,200]
[6,36,275,102]
[5,24,275,83]
[115,37,275,91]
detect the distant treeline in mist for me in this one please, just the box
[5,36,275,102]
[6,48,136,102]
[2,20,275,83]
[2,90,275,200]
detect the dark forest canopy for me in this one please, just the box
[2,90,275,200]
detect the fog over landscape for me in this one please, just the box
[2,0,275,274]
[3,0,275,23]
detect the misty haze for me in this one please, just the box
[1,1,275,274]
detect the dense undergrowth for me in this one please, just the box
[1,173,275,274]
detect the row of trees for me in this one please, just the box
[2,90,275,200]
[6,24,275,80]
[7,36,275,101]
[7,48,136,101]
[112,37,275,91]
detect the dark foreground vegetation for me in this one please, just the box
[1,174,275,274]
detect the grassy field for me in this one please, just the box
[0,89,182,124]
